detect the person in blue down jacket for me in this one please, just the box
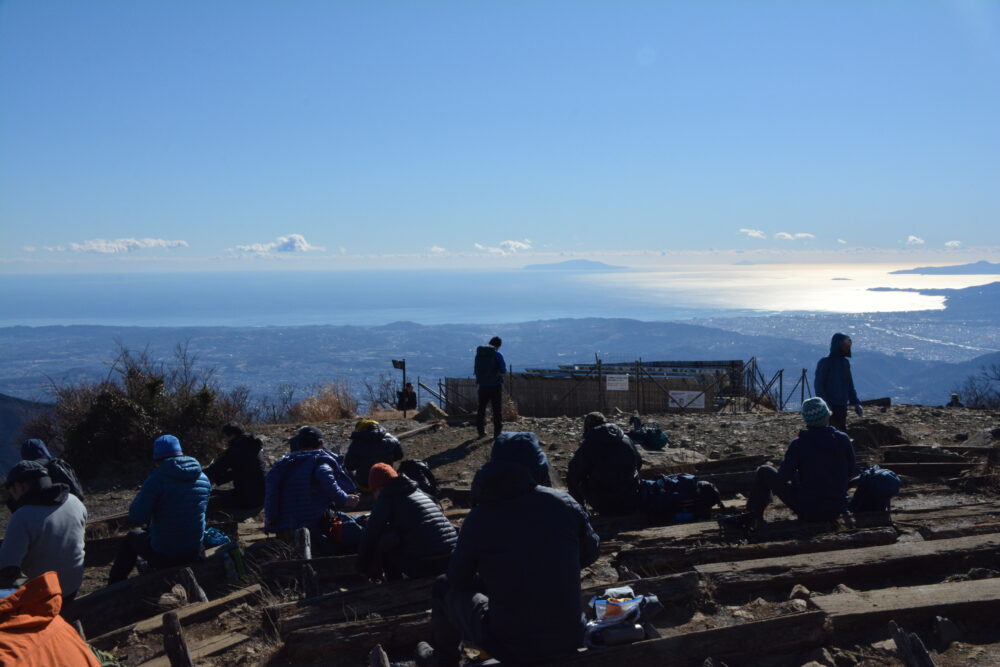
[488,432,551,487]
[815,332,863,432]
[566,412,643,515]
[107,435,211,585]
[264,426,360,545]
[746,397,857,523]
[356,463,457,581]
[344,419,404,490]
[416,459,600,667]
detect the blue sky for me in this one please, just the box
[2,0,999,273]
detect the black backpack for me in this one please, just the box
[43,457,85,501]
[639,473,719,522]
[474,345,500,385]
[399,459,440,499]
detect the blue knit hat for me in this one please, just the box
[153,435,183,460]
[802,397,832,424]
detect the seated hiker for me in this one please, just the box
[0,572,101,667]
[107,435,211,585]
[344,419,404,490]
[205,422,266,514]
[487,431,552,488]
[397,382,418,411]
[356,463,457,581]
[946,393,964,408]
[416,458,600,667]
[746,397,857,523]
[566,412,644,515]
[264,425,360,552]
[20,438,84,502]
[0,461,87,601]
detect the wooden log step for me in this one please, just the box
[275,610,431,665]
[883,462,978,476]
[697,532,1000,601]
[394,423,440,440]
[137,631,251,667]
[811,577,1000,630]
[89,584,263,651]
[551,611,831,667]
[85,511,130,538]
[261,554,365,588]
[644,454,767,476]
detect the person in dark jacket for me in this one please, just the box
[417,459,600,667]
[397,382,418,411]
[20,439,84,502]
[356,463,457,581]
[344,420,404,490]
[746,397,857,523]
[474,336,507,439]
[488,432,551,488]
[205,422,266,513]
[108,435,211,585]
[566,412,643,515]
[815,332,863,432]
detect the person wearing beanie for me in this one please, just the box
[344,420,404,490]
[107,435,211,585]
[0,460,87,601]
[205,422,267,514]
[815,333,863,432]
[566,413,643,515]
[357,462,457,581]
[745,397,857,524]
[20,439,85,502]
[264,426,360,551]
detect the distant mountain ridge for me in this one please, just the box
[890,261,1000,275]
[522,259,627,271]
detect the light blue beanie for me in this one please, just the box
[153,434,183,460]
[802,397,832,424]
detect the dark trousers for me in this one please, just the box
[830,404,848,432]
[477,385,503,437]
[430,574,490,667]
[207,488,262,519]
[746,465,799,518]
[107,528,202,585]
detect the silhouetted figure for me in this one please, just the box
[474,336,506,439]
[815,333,863,432]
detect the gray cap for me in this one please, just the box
[5,460,50,488]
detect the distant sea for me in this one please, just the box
[0,267,992,328]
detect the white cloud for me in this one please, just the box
[233,234,323,255]
[429,246,446,253]
[774,232,815,240]
[474,239,532,255]
[944,240,962,248]
[49,238,190,254]
[906,235,925,246]
[739,228,767,239]
[837,239,847,244]
[22,246,36,252]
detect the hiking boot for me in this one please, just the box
[415,642,439,667]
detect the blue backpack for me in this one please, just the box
[849,465,901,512]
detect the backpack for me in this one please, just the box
[399,459,439,499]
[639,473,720,522]
[45,458,85,500]
[626,421,669,451]
[319,510,365,555]
[849,465,901,513]
[474,345,500,385]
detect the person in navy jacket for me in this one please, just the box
[815,332,863,432]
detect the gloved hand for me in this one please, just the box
[854,404,864,418]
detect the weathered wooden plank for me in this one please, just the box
[394,423,440,440]
[275,611,431,664]
[262,554,366,589]
[812,577,1000,630]
[697,533,1000,600]
[644,455,766,476]
[138,632,251,667]
[885,462,977,476]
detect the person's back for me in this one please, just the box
[779,426,856,521]
[567,416,643,514]
[344,421,403,488]
[265,448,357,533]
[453,460,599,664]
[130,455,211,557]
[489,432,551,487]
[815,333,862,431]
[205,429,266,508]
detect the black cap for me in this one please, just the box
[289,426,323,451]
[5,460,50,488]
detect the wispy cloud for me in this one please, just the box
[774,232,815,240]
[738,228,767,239]
[906,235,925,246]
[46,238,190,254]
[837,239,847,245]
[474,239,533,255]
[429,246,446,253]
[944,240,962,248]
[232,234,323,256]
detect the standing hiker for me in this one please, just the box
[474,336,507,439]
[567,412,644,516]
[205,422,267,514]
[814,332,862,432]
[344,419,404,490]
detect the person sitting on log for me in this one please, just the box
[487,431,552,488]
[0,460,87,602]
[344,419,403,490]
[566,412,643,515]
[20,438,85,503]
[264,426,360,551]
[746,397,857,524]
[356,463,457,581]
[416,457,600,667]
[204,422,266,515]
[107,435,211,585]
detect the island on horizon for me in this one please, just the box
[521,259,628,272]
[891,260,1000,275]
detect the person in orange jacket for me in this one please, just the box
[0,571,101,667]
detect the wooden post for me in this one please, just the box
[177,567,208,603]
[296,527,312,560]
[369,644,391,667]
[301,563,321,599]
[163,611,194,667]
[889,620,936,667]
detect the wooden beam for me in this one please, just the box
[161,611,193,667]
[274,611,432,664]
[261,554,365,589]
[138,632,251,667]
[644,455,766,476]
[884,462,978,476]
[394,423,441,440]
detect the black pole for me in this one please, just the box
[402,360,407,418]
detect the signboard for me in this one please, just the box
[606,374,630,391]
[669,390,705,409]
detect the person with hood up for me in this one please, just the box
[107,435,211,585]
[264,426,360,548]
[0,460,87,601]
[746,397,857,523]
[487,432,551,488]
[815,332,863,432]
[566,412,644,515]
[0,572,101,667]
[20,438,84,502]
[416,458,600,667]
[205,422,266,513]
[356,463,457,581]
[344,419,404,490]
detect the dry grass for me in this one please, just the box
[289,382,357,422]
[502,396,520,421]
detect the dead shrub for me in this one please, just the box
[502,396,520,422]
[290,382,357,422]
